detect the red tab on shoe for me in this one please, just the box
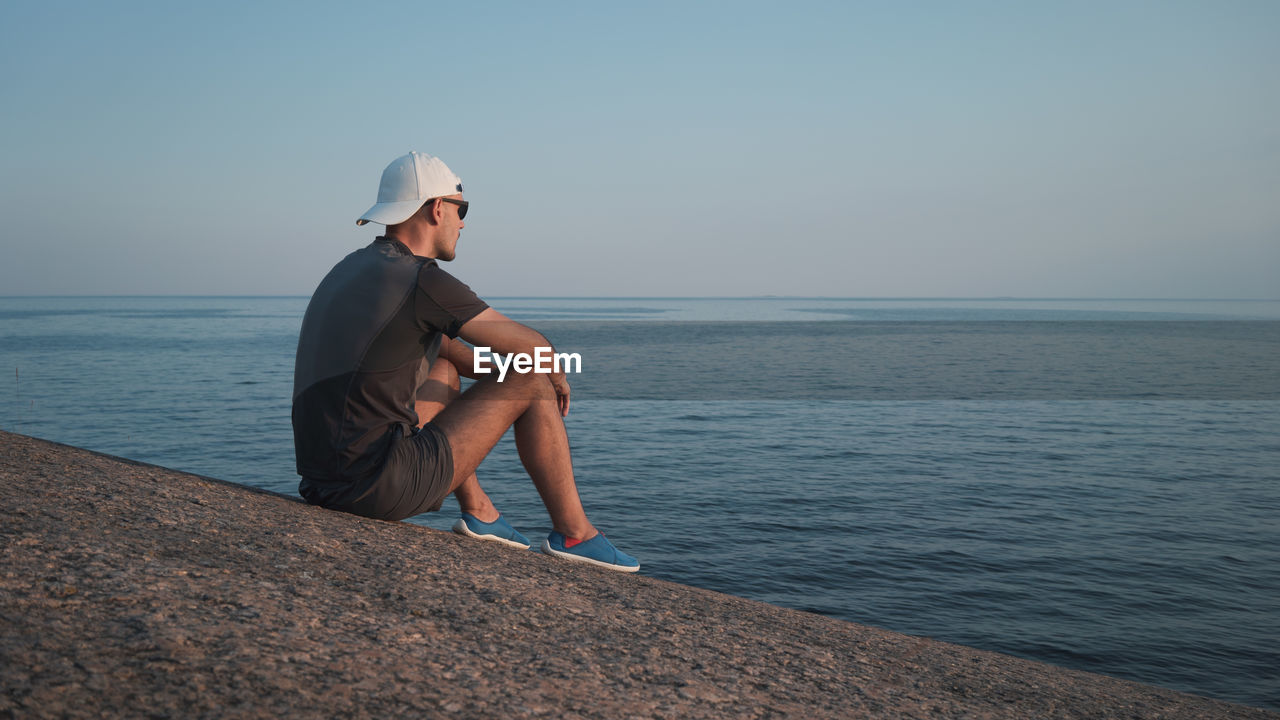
[564,536,586,549]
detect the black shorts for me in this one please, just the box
[334,423,455,521]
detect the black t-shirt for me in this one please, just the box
[292,237,488,492]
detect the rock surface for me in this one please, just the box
[1,430,1274,719]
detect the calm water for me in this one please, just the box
[2,296,1278,710]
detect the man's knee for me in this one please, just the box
[426,356,460,397]
[478,367,555,400]
[444,359,460,394]
[510,368,556,399]
[417,357,462,425]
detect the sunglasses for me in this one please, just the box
[439,197,468,220]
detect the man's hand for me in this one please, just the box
[550,370,571,417]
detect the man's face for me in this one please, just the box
[434,193,466,261]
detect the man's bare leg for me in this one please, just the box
[415,357,499,523]
[431,369,596,540]
[450,473,498,523]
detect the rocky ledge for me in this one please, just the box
[1,430,1274,719]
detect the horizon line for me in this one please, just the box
[2,295,1279,302]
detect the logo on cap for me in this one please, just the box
[457,183,464,192]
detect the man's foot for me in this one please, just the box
[452,512,531,549]
[541,531,640,572]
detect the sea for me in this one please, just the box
[2,296,1278,711]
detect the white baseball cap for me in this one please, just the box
[356,151,464,226]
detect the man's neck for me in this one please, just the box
[383,224,438,258]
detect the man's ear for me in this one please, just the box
[421,199,438,223]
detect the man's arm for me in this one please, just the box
[456,307,571,416]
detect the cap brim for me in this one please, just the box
[356,199,423,227]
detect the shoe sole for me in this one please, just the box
[540,539,640,573]
[451,519,531,549]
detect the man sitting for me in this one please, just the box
[291,151,638,572]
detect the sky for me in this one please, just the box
[1,1,1277,298]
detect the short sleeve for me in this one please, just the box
[416,261,489,337]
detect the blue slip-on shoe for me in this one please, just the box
[541,531,640,572]
[452,513,531,549]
